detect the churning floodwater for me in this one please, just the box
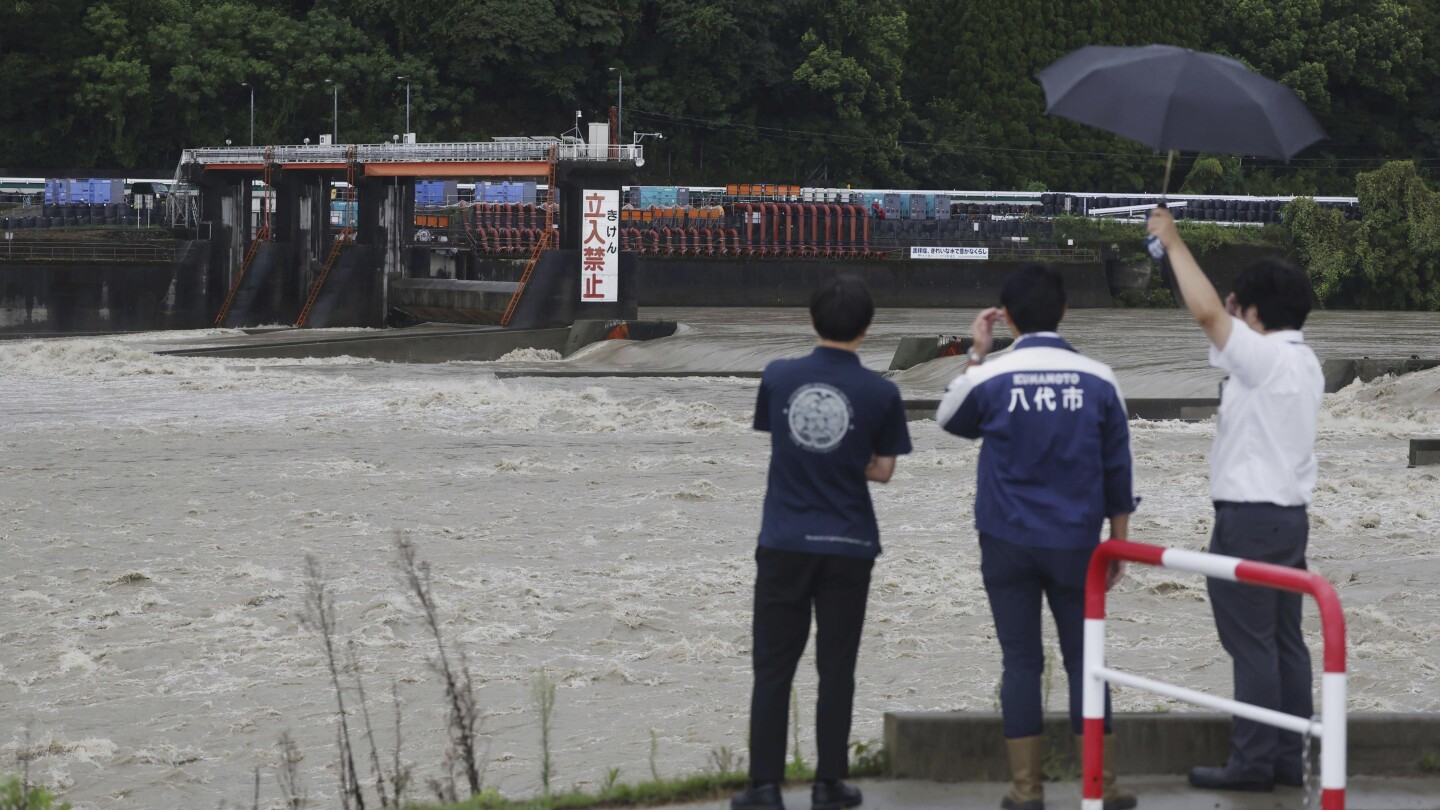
[2,308,1439,809]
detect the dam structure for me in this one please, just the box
[177,136,641,330]
[3,125,1366,337]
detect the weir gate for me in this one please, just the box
[178,138,642,329]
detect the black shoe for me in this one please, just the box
[811,780,862,810]
[1188,765,1273,792]
[732,783,784,810]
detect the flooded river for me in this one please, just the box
[1,308,1438,808]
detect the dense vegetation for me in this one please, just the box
[1286,161,1440,309]
[1,0,1436,194]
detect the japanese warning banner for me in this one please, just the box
[581,189,620,302]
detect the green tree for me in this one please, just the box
[72,3,153,166]
[1352,161,1440,309]
[1208,0,1428,186]
[904,0,1208,190]
[617,0,805,184]
[790,0,910,184]
[1283,196,1358,303]
[147,2,300,149]
[0,0,94,167]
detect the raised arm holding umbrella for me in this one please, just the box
[1035,44,1329,799]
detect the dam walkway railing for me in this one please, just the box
[0,241,177,264]
[184,141,642,167]
[1083,539,1347,810]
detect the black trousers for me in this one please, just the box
[1207,501,1314,780]
[748,546,874,784]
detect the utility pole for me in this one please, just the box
[325,79,338,142]
[241,82,254,146]
[396,75,411,135]
[608,68,623,148]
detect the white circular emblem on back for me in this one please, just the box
[786,383,852,453]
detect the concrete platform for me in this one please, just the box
[889,336,1015,371]
[1410,437,1440,468]
[660,777,1440,810]
[1322,358,1440,393]
[155,319,678,363]
[886,713,1440,782]
[159,323,570,362]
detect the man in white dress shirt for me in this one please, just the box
[1148,209,1324,793]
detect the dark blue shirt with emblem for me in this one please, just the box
[754,346,913,559]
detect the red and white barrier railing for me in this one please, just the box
[1082,539,1347,809]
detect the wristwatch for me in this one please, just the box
[966,349,985,365]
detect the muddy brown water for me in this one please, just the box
[1,308,1438,809]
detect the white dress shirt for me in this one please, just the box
[1208,317,1324,506]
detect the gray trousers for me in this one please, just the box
[1207,501,1314,780]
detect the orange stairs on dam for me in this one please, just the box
[499,146,557,327]
[295,147,358,328]
[213,148,275,327]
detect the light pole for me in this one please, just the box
[324,79,338,143]
[396,75,411,136]
[241,82,254,146]
[608,67,623,148]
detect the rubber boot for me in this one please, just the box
[1076,735,1137,810]
[1001,735,1044,810]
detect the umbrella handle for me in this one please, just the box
[1159,149,1177,206]
[1146,152,1175,261]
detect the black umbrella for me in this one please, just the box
[1037,44,1326,193]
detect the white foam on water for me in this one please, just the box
[2,313,1438,807]
[56,649,100,677]
[496,347,563,362]
[0,734,119,768]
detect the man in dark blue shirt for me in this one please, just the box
[734,277,912,810]
[936,265,1137,810]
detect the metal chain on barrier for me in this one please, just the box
[1300,715,1318,809]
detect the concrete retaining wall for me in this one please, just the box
[1411,437,1440,467]
[0,241,212,334]
[890,337,1015,371]
[399,250,637,328]
[165,326,574,362]
[885,711,1440,779]
[161,319,677,363]
[634,257,1114,308]
[1323,357,1440,393]
[304,244,384,329]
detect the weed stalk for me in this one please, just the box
[300,556,364,810]
[395,534,484,796]
[533,668,557,796]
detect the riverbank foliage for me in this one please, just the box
[1286,161,1440,310]
[1050,216,1288,257]
[1,0,1436,193]
[0,775,70,810]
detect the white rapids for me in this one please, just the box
[1,308,1438,809]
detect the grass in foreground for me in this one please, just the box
[414,743,888,810]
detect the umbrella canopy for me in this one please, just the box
[1037,44,1325,161]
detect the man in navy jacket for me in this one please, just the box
[936,265,1137,810]
[734,276,912,810]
